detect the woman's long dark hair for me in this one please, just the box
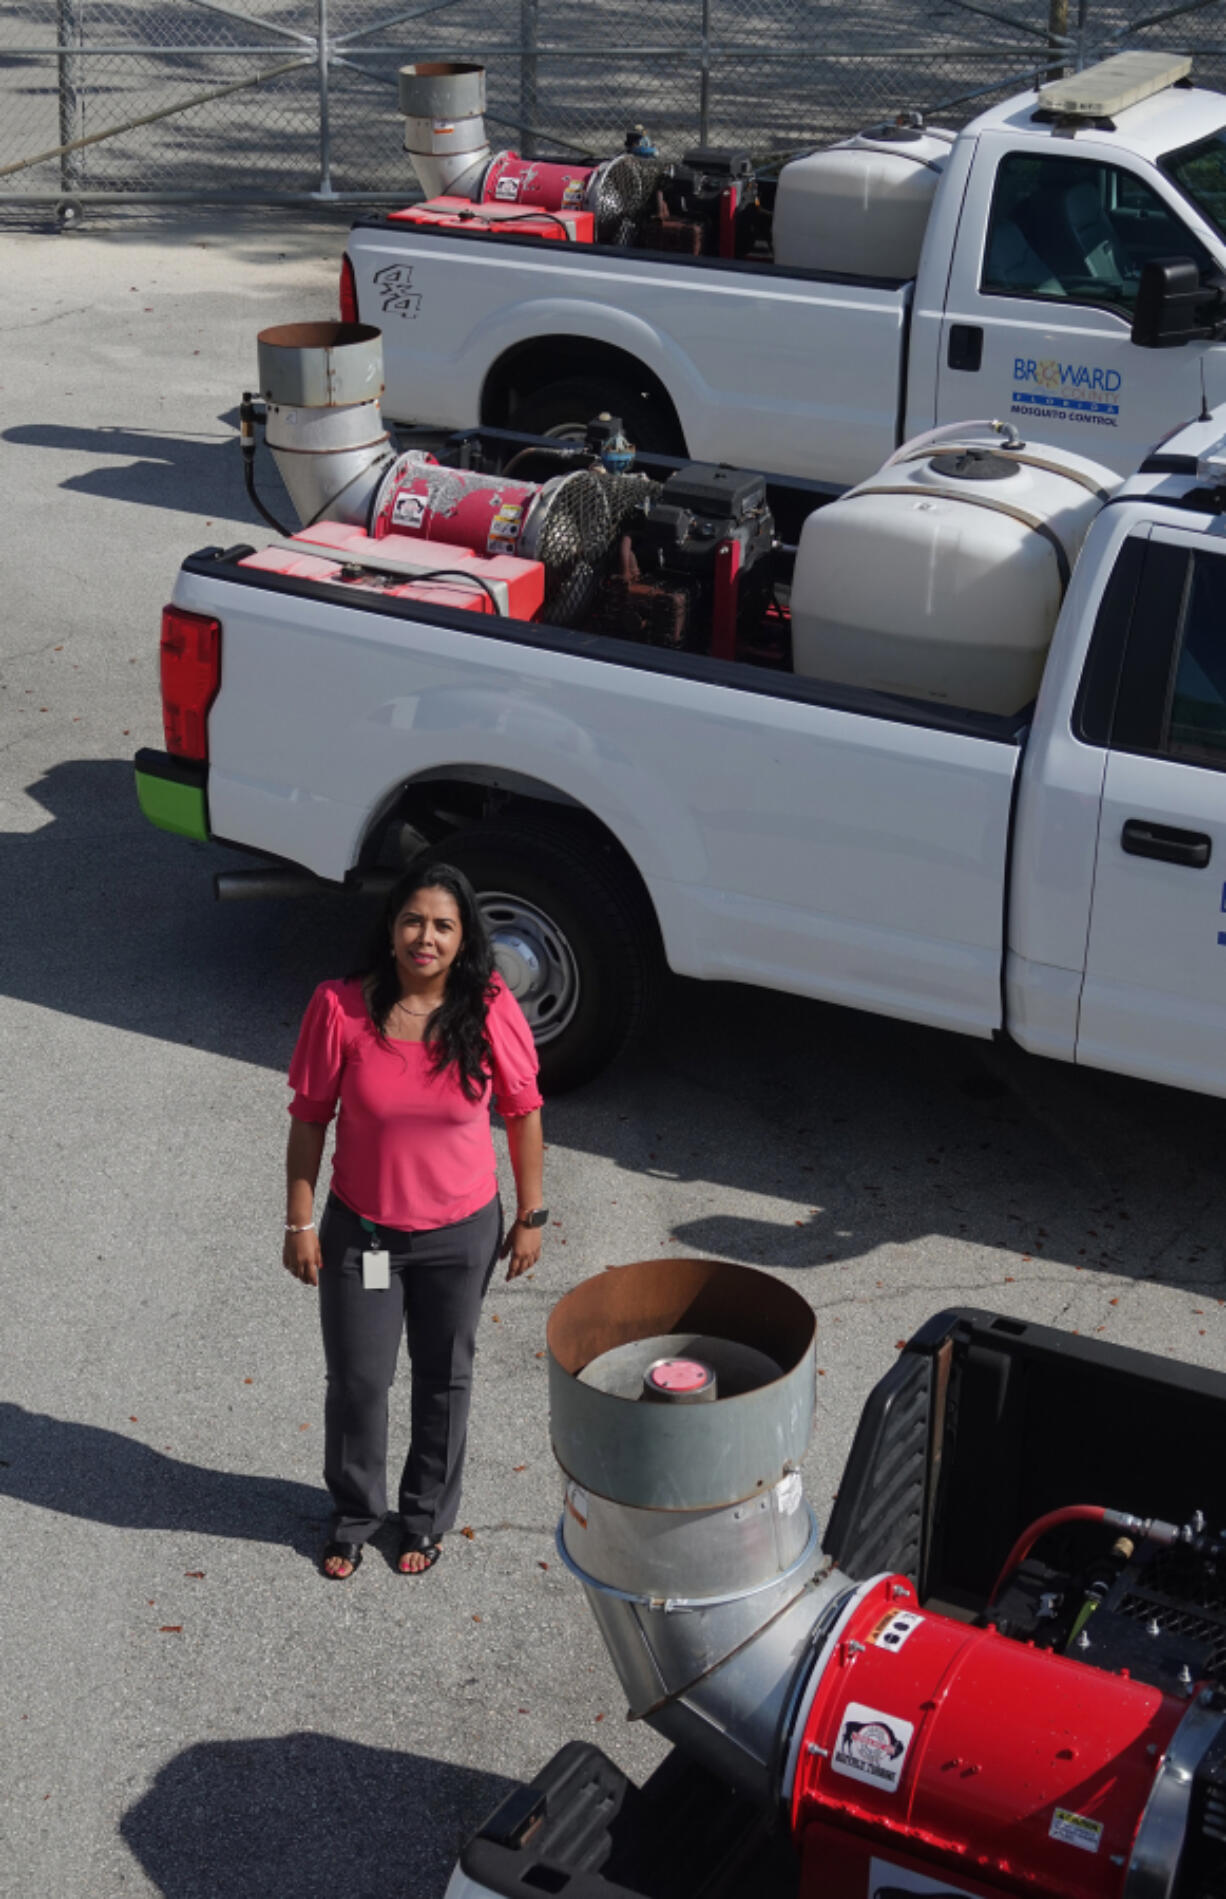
[358,862,496,1100]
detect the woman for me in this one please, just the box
[282,862,545,1581]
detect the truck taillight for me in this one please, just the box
[339,253,358,324]
[160,606,221,761]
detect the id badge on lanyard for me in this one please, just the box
[358,1216,390,1291]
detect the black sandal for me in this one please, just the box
[321,1539,363,1581]
[397,1532,442,1576]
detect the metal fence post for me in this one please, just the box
[56,0,82,194]
[521,0,539,158]
[1046,0,1069,80]
[317,0,334,196]
[698,0,711,145]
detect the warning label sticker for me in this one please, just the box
[869,1609,922,1654]
[1050,1808,1103,1854]
[831,1702,914,1793]
[494,174,520,201]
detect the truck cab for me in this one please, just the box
[920,65,1226,475]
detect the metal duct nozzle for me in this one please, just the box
[549,1258,843,1806]
[399,62,491,200]
[256,321,395,529]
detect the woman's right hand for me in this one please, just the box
[283,1228,322,1287]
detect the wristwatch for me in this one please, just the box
[516,1207,549,1228]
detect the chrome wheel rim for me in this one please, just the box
[480,891,581,1044]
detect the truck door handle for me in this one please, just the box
[1121,819,1212,867]
[947,324,983,372]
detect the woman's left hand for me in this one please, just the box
[500,1219,543,1280]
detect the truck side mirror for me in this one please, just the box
[1132,256,1226,348]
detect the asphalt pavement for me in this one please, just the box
[2,204,1226,1899]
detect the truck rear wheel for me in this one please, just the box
[439,820,661,1093]
[511,375,685,458]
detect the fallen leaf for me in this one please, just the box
[184,1571,205,1580]
[513,1464,527,1472]
[817,1368,826,1376]
[1109,1297,1119,1306]
[159,1626,183,1634]
[460,1526,475,1539]
[472,1614,482,1623]
[129,1416,138,1423]
[298,1423,310,1431]
[491,1314,500,1323]
[895,1340,905,1350]
[594,1712,605,1722]
[537,1561,549,1570]
[518,1707,529,1714]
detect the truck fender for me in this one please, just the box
[464,297,703,443]
[360,683,707,958]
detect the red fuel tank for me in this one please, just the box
[790,1576,1189,1899]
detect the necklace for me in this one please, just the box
[392,1000,437,1018]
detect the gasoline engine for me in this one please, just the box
[242,320,778,659]
[546,1260,1226,1899]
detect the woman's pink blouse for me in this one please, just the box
[287,974,542,1231]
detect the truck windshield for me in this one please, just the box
[1161,130,1226,244]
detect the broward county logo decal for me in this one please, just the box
[1011,356,1121,427]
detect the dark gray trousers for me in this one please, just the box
[317,1192,502,1545]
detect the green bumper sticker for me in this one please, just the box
[135,768,209,842]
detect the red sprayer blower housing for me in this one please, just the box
[451,1282,1226,1899]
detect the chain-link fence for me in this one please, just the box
[3,0,1226,213]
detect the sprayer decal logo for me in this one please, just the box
[1010,356,1121,427]
[392,492,427,531]
[373,264,423,320]
[832,1702,914,1792]
[494,174,521,201]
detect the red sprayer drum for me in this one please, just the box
[480,151,595,214]
[370,452,540,559]
[789,1575,1190,1899]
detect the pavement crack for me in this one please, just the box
[0,303,96,334]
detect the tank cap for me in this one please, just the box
[928,449,1020,482]
[643,1357,717,1403]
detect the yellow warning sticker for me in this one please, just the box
[1050,1808,1103,1853]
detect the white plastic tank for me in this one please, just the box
[773,123,955,278]
[790,432,1120,716]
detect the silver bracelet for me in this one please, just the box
[285,1220,316,1234]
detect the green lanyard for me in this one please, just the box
[358,1215,383,1250]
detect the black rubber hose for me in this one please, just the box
[240,392,293,538]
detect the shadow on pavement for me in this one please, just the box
[0,1403,326,1557]
[120,1731,515,1899]
[2,756,380,1073]
[1,413,265,523]
[8,758,1226,1299]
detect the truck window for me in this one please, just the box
[1161,130,1226,243]
[981,153,1211,314]
[1164,551,1226,770]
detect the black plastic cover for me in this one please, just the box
[660,464,767,522]
[826,1307,1226,1616]
[680,147,754,178]
[458,1741,799,1898]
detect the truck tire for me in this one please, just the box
[511,375,685,458]
[440,819,661,1093]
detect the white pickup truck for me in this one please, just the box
[135,327,1226,1098]
[344,51,1226,488]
